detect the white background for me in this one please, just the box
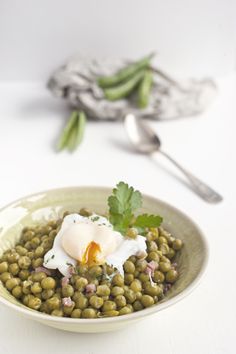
[0,1,236,354]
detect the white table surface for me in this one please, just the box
[0,75,235,354]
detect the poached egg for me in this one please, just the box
[43,213,146,277]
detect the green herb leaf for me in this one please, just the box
[108,182,142,233]
[134,214,163,229]
[108,181,163,235]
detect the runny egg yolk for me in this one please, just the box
[61,222,120,266]
[82,241,101,266]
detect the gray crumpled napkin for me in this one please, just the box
[48,56,217,120]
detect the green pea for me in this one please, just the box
[46,296,61,310]
[119,306,132,315]
[31,282,42,294]
[5,277,20,291]
[22,230,35,242]
[153,271,165,283]
[34,246,45,258]
[71,309,82,318]
[158,236,168,245]
[150,227,159,239]
[167,248,176,259]
[18,256,31,270]
[139,272,149,283]
[28,297,41,310]
[133,300,144,311]
[40,302,49,313]
[111,286,124,297]
[7,252,20,263]
[42,289,54,300]
[50,309,62,316]
[15,246,28,256]
[126,228,138,239]
[22,280,33,294]
[124,273,134,285]
[30,237,40,249]
[41,277,56,290]
[8,263,19,276]
[103,310,119,317]
[135,291,142,300]
[112,274,124,287]
[130,279,142,293]
[79,208,92,217]
[89,265,103,278]
[114,295,127,308]
[81,308,97,318]
[62,284,74,297]
[26,251,34,260]
[18,270,30,281]
[89,295,104,309]
[144,284,163,296]
[102,300,117,312]
[166,269,178,283]
[0,261,8,273]
[136,259,147,272]
[124,261,135,274]
[63,303,75,316]
[77,264,88,276]
[147,251,160,262]
[173,239,183,250]
[75,277,88,291]
[159,262,171,273]
[49,230,57,239]
[124,289,136,304]
[96,284,110,297]
[31,272,47,282]
[159,243,170,255]
[141,295,154,308]
[147,241,158,252]
[12,285,23,298]
[32,258,43,269]
[75,295,88,310]
[23,294,34,306]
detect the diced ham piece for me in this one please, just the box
[61,276,70,287]
[85,283,96,294]
[145,261,158,276]
[35,266,52,276]
[62,297,75,307]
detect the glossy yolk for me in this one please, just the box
[82,241,102,266]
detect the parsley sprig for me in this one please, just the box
[108,182,163,235]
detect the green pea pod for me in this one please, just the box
[97,53,154,88]
[138,69,153,109]
[57,111,78,151]
[67,111,87,152]
[104,69,146,101]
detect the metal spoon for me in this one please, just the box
[124,114,223,204]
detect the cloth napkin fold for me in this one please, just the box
[48,56,217,120]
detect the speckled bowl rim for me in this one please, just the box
[0,186,209,325]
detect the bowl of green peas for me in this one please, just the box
[0,185,208,332]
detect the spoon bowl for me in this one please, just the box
[124,114,223,204]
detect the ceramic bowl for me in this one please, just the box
[0,187,208,332]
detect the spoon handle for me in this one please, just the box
[159,150,223,204]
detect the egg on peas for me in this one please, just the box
[43,213,146,277]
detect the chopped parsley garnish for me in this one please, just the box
[108,181,163,235]
[91,216,100,222]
